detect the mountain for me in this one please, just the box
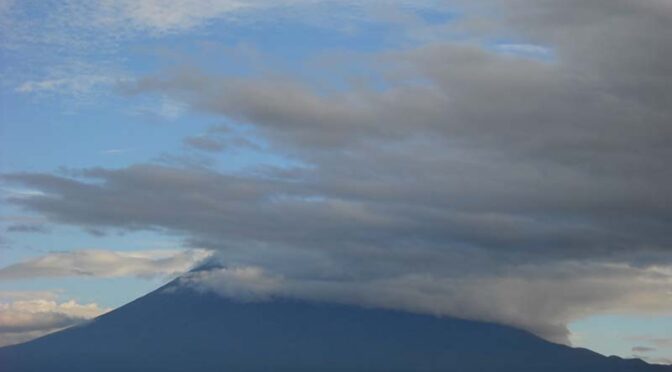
[1,269,670,372]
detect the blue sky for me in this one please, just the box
[1,0,671,364]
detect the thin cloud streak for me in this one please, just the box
[0,249,211,280]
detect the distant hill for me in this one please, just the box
[1,269,670,372]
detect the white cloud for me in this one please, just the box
[179,266,282,302]
[5,0,318,41]
[494,43,552,58]
[0,291,109,347]
[1,0,436,101]
[96,0,269,33]
[130,96,189,121]
[0,291,60,302]
[12,60,129,99]
[0,247,208,347]
[16,75,114,95]
[101,148,133,155]
[0,249,212,280]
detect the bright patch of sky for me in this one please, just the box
[570,316,672,365]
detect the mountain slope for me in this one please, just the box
[1,275,669,372]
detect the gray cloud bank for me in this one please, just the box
[3,0,672,344]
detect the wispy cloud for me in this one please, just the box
[633,346,657,353]
[5,224,49,234]
[100,148,133,155]
[0,249,211,280]
[15,75,116,95]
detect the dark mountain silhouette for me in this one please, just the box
[1,266,670,372]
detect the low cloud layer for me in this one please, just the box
[180,262,672,343]
[0,249,211,280]
[0,250,209,346]
[2,0,671,346]
[0,291,109,347]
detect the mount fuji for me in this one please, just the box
[1,265,670,372]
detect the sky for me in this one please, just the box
[0,0,671,364]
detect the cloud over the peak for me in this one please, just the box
[179,261,672,344]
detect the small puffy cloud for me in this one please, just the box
[0,291,109,347]
[0,300,102,333]
[0,249,211,280]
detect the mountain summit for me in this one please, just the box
[1,270,669,372]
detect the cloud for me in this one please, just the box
[1,0,352,49]
[15,75,116,95]
[1,0,305,100]
[493,43,552,59]
[179,261,672,344]
[101,148,133,155]
[179,266,282,302]
[3,0,672,347]
[5,0,435,37]
[631,337,672,349]
[1,1,442,102]
[634,346,657,353]
[652,339,672,348]
[93,0,311,34]
[0,249,211,280]
[183,127,262,153]
[183,135,228,153]
[631,335,672,365]
[5,224,49,233]
[184,135,261,153]
[9,60,129,100]
[0,291,109,347]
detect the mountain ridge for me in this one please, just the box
[1,270,670,372]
